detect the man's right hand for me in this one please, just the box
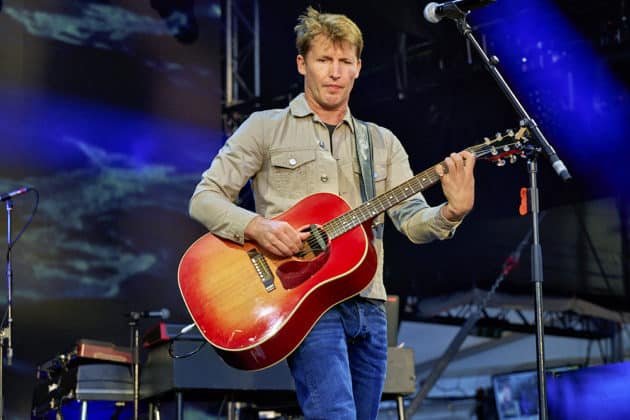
[244,216,310,257]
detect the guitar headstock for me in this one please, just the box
[468,127,530,167]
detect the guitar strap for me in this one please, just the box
[352,117,375,202]
[353,117,385,239]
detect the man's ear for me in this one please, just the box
[297,55,306,76]
[355,58,362,79]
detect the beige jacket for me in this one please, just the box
[189,93,462,299]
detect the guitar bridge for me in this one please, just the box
[247,249,275,292]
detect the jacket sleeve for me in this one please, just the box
[381,128,463,243]
[188,113,265,244]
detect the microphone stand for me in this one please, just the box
[125,309,169,420]
[443,9,573,420]
[1,199,15,420]
[128,313,141,420]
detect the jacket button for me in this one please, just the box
[288,158,297,166]
[320,175,329,182]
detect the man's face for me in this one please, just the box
[297,35,362,113]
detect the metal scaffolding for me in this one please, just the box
[225,0,260,106]
[223,0,260,134]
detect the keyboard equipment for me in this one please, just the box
[32,339,133,418]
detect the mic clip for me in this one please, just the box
[440,3,469,21]
[127,312,144,321]
[126,308,171,321]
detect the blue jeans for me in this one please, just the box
[287,298,388,420]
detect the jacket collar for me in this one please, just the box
[289,93,355,132]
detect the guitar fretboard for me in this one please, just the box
[323,165,441,239]
[322,144,482,239]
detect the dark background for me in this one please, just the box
[0,0,629,416]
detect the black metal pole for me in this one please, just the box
[1,199,15,420]
[528,158,549,420]
[129,317,140,420]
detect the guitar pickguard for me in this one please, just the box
[276,248,331,289]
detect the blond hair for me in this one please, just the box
[294,6,363,58]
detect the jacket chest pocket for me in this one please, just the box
[268,149,317,198]
[352,161,389,196]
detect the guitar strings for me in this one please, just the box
[299,231,328,256]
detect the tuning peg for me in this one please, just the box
[495,158,506,167]
[490,146,498,156]
[509,154,518,164]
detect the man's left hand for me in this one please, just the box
[435,150,476,222]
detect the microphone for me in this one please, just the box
[423,0,496,23]
[0,186,30,201]
[127,308,171,320]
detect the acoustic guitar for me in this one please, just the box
[178,128,529,370]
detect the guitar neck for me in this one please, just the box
[323,156,457,240]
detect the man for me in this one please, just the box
[189,7,475,419]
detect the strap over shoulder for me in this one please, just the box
[353,117,375,202]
